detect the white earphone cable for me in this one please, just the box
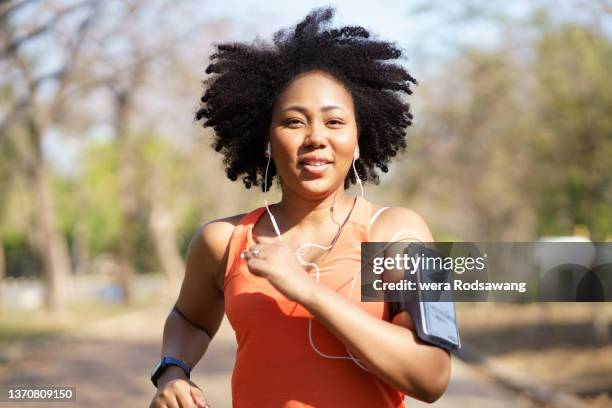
[262,146,423,371]
[264,152,282,241]
[352,156,364,199]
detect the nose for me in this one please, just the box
[303,121,328,149]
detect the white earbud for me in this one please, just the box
[263,142,281,239]
[265,142,271,158]
[352,146,363,198]
[259,141,378,371]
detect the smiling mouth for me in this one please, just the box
[300,161,331,166]
[299,160,333,175]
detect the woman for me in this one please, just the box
[150,8,450,408]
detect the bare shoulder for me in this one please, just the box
[175,213,247,338]
[192,214,245,260]
[369,205,434,243]
[181,212,248,297]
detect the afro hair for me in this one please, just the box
[196,6,417,191]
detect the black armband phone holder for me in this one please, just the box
[387,244,461,352]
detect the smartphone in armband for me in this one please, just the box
[388,244,461,352]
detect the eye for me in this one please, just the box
[284,118,304,128]
[327,118,345,127]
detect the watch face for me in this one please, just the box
[151,360,162,377]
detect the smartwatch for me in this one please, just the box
[150,357,191,387]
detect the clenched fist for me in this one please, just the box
[243,240,319,303]
[150,377,210,408]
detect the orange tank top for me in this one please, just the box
[223,195,406,407]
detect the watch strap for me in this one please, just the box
[151,356,191,388]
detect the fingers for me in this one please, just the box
[170,380,193,408]
[151,394,178,408]
[241,250,259,261]
[155,391,180,408]
[175,389,195,408]
[190,386,210,408]
[167,396,180,408]
[245,258,267,277]
[151,379,206,408]
[241,245,268,261]
[251,234,277,244]
[242,242,291,260]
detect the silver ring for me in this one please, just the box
[251,249,261,258]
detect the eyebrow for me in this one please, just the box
[282,105,345,114]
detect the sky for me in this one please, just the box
[200,0,512,68]
[22,0,610,175]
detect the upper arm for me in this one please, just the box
[369,207,434,328]
[371,207,450,398]
[369,207,434,243]
[174,217,239,340]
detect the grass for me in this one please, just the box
[0,294,161,350]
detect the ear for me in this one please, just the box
[353,146,360,160]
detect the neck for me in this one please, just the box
[272,184,356,231]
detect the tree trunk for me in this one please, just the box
[0,237,5,313]
[148,196,184,296]
[72,221,91,275]
[111,90,140,305]
[28,116,72,317]
[145,161,184,295]
[115,134,136,305]
[115,249,134,306]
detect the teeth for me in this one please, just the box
[303,161,328,166]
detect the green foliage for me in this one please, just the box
[528,25,612,240]
[395,21,611,240]
[2,231,41,278]
[77,139,122,254]
[3,5,610,281]
[60,133,202,272]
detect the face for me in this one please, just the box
[268,70,359,198]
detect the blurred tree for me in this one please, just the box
[0,0,102,317]
[93,0,213,300]
[393,4,611,241]
[393,46,536,240]
[527,24,612,240]
[139,134,190,293]
[1,0,219,309]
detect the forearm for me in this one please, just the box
[160,308,212,372]
[302,283,450,402]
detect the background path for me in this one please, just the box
[0,303,538,407]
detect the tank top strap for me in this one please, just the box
[223,206,266,290]
[370,206,391,225]
[238,206,267,228]
[359,196,392,241]
[224,199,391,285]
